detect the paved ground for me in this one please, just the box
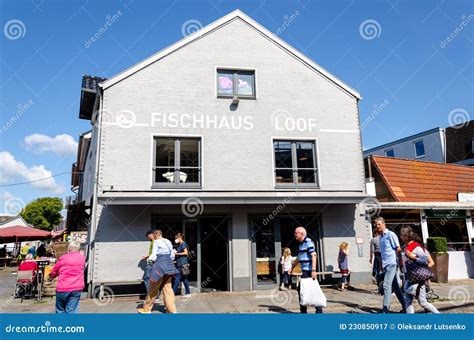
[1,267,473,314]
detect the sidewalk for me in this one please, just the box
[1,267,473,314]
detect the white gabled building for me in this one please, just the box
[69,10,370,295]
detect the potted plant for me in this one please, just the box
[427,237,449,283]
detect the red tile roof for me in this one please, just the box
[371,156,474,202]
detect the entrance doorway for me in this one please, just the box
[251,214,323,289]
[151,215,230,292]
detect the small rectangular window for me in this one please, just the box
[153,137,201,187]
[217,69,255,98]
[274,140,319,186]
[414,140,425,158]
[385,149,395,157]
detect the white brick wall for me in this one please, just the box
[95,18,364,194]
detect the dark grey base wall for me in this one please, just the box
[232,277,252,291]
[350,271,373,284]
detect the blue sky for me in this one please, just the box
[0,0,473,214]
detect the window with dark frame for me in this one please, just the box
[217,69,255,98]
[385,149,395,157]
[273,140,319,186]
[414,140,425,158]
[153,137,201,186]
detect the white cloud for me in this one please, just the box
[0,191,13,201]
[0,151,65,194]
[24,133,78,156]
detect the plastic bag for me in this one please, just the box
[299,277,327,307]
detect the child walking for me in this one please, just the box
[279,247,292,291]
[338,242,352,291]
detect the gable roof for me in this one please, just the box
[101,10,360,99]
[0,215,30,227]
[371,155,474,202]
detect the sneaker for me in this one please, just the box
[183,294,192,298]
[137,308,151,314]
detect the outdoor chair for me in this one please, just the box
[14,270,37,302]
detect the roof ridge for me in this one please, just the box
[371,155,474,170]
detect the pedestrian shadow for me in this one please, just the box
[258,304,296,313]
[437,302,474,312]
[326,299,382,314]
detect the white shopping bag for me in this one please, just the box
[299,277,327,307]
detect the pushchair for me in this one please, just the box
[14,270,38,302]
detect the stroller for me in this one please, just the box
[14,270,38,302]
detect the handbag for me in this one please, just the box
[404,259,434,282]
[299,278,327,307]
[181,263,191,276]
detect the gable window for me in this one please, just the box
[273,140,319,186]
[414,140,425,158]
[384,149,395,157]
[217,69,255,98]
[153,137,201,187]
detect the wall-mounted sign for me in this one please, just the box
[458,192,474,203]
[356,237,364,244]
[70,231,88,243]
[425,209,466,219]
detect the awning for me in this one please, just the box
[0,225,51,243]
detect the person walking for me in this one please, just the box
[279,247,292,291]
[370,229,383,293]
[138,230,178,314]
[375,217,406,313]
[48,242,85,313]
[173,232,191,297]
[338,242,352,291]
[142,230,155,293]
[289,226,323,313]
[400,226,439,314]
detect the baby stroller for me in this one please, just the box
[14,270,38,302]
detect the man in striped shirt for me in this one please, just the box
[289,226,323,313]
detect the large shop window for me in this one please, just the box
[273,140,319,187]
[428,219,469,251]
[153,137,201,187]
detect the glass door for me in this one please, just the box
[251,217,279,287]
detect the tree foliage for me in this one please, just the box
[20,197,63,231]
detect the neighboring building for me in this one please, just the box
[0,215,32,255]
[363,121,474,165]
[365,155,474,280]
[0,215,30,228]
[446,122,474,166]
[69,10,370,296]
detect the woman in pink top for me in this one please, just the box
[48,241,85,313]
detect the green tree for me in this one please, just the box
[20,197,63,231]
